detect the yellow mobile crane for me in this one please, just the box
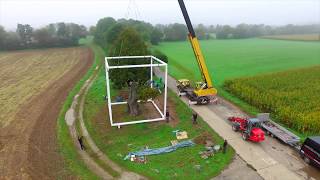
[177,0,217,105]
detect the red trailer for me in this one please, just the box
[228,117,265,142]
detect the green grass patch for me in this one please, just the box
[57,40,103,179]
[83,66,234,179]
[224,66,320,135]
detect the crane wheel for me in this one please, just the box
[197,97,209,105]
[242,133,249,141]
[303,156,311,164]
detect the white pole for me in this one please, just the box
[150,56,153,88]
[108,63,163,69]
[105,61,113,126]
[106,55,152,60]
[164,64,168,118]
[105,57,109,70]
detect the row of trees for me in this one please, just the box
[156,23,320,40]
[92,17,214,46]
[1,18,318,51]
[92,17,320,44]
[215,24,320,39]
[0,23,88,50]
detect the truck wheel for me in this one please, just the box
[197,97,209,105]
[242,133,248,141]
[303,156,311,164]
[232,124,239,132]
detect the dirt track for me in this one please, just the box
[0,47,93,179]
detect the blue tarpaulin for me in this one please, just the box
[124,140,195,160]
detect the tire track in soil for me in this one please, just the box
[0,48,93,179]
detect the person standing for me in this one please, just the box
[78,136,85,150]
[192,112,198,124]
[166,110,170,123]
[223,139,228,154]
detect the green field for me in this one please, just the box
[155,39,320,88]
[224,66,320,134]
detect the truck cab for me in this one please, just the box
[300,136,320,168]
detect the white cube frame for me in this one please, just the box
[105,55,168,128]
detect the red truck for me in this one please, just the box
[228,117,265,142]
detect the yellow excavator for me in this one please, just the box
[177,0,217,105]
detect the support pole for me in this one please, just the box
[150,57,153,88]
[105,59,113,126]
[163,64,168,119]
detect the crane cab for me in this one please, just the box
[177,79,217,105]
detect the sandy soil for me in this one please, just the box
[0,47,93,179]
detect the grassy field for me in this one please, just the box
[82,64,234,179]
[0,47,86,127]
[262,34,320,41]
[155,39,320,88]
[224,66,320,134]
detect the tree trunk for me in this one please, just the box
[127,81,139,116]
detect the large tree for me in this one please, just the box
[16,24,33,47]
[94,17,116,47]
[109,27,149,88]
[109,28,150,115]
[106,23,126,45]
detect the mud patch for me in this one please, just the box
[194,131,215,145]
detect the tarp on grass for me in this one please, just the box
[124,140,195,160]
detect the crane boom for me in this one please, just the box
[177,0,213,89]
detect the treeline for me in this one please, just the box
[0,23,88,50]
[92,17,320,44]
[214,24,320,39]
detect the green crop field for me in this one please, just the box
[262,34,320,41]
[224,66,320,134]
[155,39,320,88]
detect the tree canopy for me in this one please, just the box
[108,28,150,89]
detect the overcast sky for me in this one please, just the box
[0,0,319,30]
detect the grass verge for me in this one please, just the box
[57,40,102,179]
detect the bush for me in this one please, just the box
[138,87,160,102]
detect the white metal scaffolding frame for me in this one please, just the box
[105,55,168,128]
